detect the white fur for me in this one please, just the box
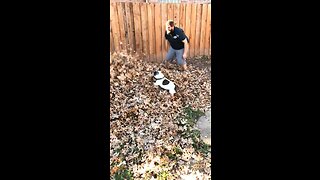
[153,71,176,95]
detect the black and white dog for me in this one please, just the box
[153,71,176,95]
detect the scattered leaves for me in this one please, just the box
[110,51,212,179]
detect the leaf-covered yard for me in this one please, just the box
[110,52,212,179]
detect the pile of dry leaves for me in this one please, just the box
[110,51,212,179]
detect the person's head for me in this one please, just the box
[166,20,175,33]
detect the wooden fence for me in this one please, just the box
[110,2,211,61]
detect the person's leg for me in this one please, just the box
[176,48,187,71]
[164,47,176,68]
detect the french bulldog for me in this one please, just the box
[153,71,176,95]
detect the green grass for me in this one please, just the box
[177,106,211,156]
[174,147,183,155]
[158,170,170,180]
[183,106,205,127]
[114,168,133,180]
[166,152,177,160]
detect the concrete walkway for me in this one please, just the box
[195,110,211,145]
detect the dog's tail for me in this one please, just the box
[169,88,176,95]
[174,84,179,92]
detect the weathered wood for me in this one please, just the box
[174,3,179,28]
[110,24,114,52]
[161,3,168,60]
[110,3,120,52]
[140,3,149,59]
[189,3,197,58]
[179,3,185,30]
[148,3,155,61]
[154,3,162,61]
[205,4,211,56]
[133,3,142,54]
[185,3,191,58]
[195,4,202,56]
[200,4,207,55]
[116,2,126,50]
[110,2,212,60]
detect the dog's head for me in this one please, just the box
[153,71,164,79]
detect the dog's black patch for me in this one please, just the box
[153,71,159,76]
[162,79,170,85]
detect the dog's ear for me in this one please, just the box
[153,71,159,76]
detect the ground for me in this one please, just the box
[187,56,212,146]
[110,52,212,179]
[187,55,212,78]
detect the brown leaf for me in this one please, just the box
[117,74,126,81]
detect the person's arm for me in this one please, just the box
[182,39,189,59]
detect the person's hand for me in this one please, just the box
[183,53,187,60]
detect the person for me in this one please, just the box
[164,20,189,71]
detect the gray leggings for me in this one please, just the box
[165,46,186,65]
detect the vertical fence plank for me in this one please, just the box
[209,33,211,56]
[185,3,191,58]
[190,3,197,58]
[110,3,120,52]
[140,3,149,60]
[154,3,162,61]
[195,4,202,56]
[120,2,129,52]
[116,2,125,51]
[110,24,114,52]
[174,3,179,27]
[167,3,174,22]
[205,4,211,56]
[200,4,207,55]
[133,3,142,54]
[148,3,155,61]
[179,3,185,30]
[161,3,168,60]
[125,3,134,52]
[129,3,136,52]
[124,3,131,52]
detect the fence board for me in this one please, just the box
[200,4,207,55]
[209,33,211,56]
[133,3,142,54]
[205,4,211,55]
[110,25,114,52]
[140,3,149,59]
[190,3,197,58]
[167,3,174,54]
[154,4,162,61]
[167,3,174,22]
[148,3,155,61]
[116,3,125,50]
[185,3,191,58]
[179,3,185,30]
[161,3,168,59]
[129,3,136,51]
[110,3,120,51]
[195,4,202,56]
[125,3,134,52]
[174,3,179,27]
